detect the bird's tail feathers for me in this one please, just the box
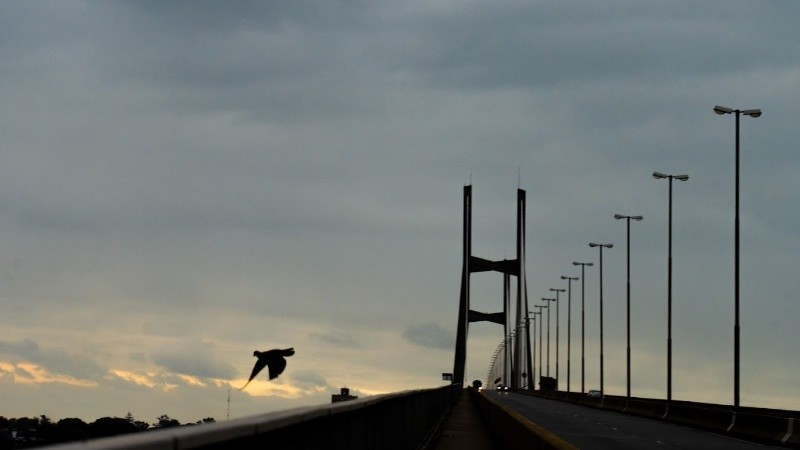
[282,348,295,356]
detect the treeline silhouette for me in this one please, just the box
[0,413,215,449]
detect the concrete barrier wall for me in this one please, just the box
[728,412,792,446]
[624,399,668,419]
[43,385,460,450]
[513,389,800,448]
[662,403,732,434]
[785,419,799,447]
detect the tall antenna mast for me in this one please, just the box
[227,388,231,421]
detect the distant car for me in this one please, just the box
[496,384,509,392]
[587,389,602,398]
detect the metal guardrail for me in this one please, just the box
[43,385,460,450]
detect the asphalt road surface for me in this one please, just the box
[485,391,781,449]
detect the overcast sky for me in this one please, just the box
[1,1,798,423]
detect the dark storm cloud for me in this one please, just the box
[309,332,362,349]
[67,1,384,122]
[396,2,800,90]
[0,338,104,379]
[151,341,237,380]
[402,323,452,350]
[291,370,330,390]
[84,0,800,99]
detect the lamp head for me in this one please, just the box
[614,214,624,220]
[714,105,734,115]
[631,215,643,221]
[742,109,762,118]
[653,171,668,179]
[675,174,689,181]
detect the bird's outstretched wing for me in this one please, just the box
[239,347,295,390]
[267,355,287,380]
[269,348,295,379]
[239,357,268,390]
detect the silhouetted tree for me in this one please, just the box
[90,417,137,437]
[53,418,89,443]
[37,415,59,443]
[0,413,219,447]
[124,412,149,431]
[12,417,40,442]
[154,414,181,428]
[0,416,11,450]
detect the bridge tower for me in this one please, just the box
[453,185,531,388]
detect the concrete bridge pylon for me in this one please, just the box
[452,185,531,389]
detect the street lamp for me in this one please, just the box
[614,214,643,399]
[527,312,538,390]
[714,105,761,409]
[534,305,545,388]
[541,298,556,378]
[589,242,613,397]
[521,315,535,391]
[549,288,565,387]
[653,171,689,402]
[561,276,579,393]
[572,261,593,394]
[518,320,530,389]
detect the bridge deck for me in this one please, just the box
[433,389,499,449]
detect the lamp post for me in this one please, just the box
[714,105,761,409]
[653,171,689,402]
[534,306,544,389]
[517,315,531,389]
[589,242,613,397]
[527,312,537,390]
[541,298,556,378]
[614,214,643,399]
[573,261,593,394]
[549,288,565,387]
[561,276,579,393]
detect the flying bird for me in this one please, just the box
[239,348,295,390]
